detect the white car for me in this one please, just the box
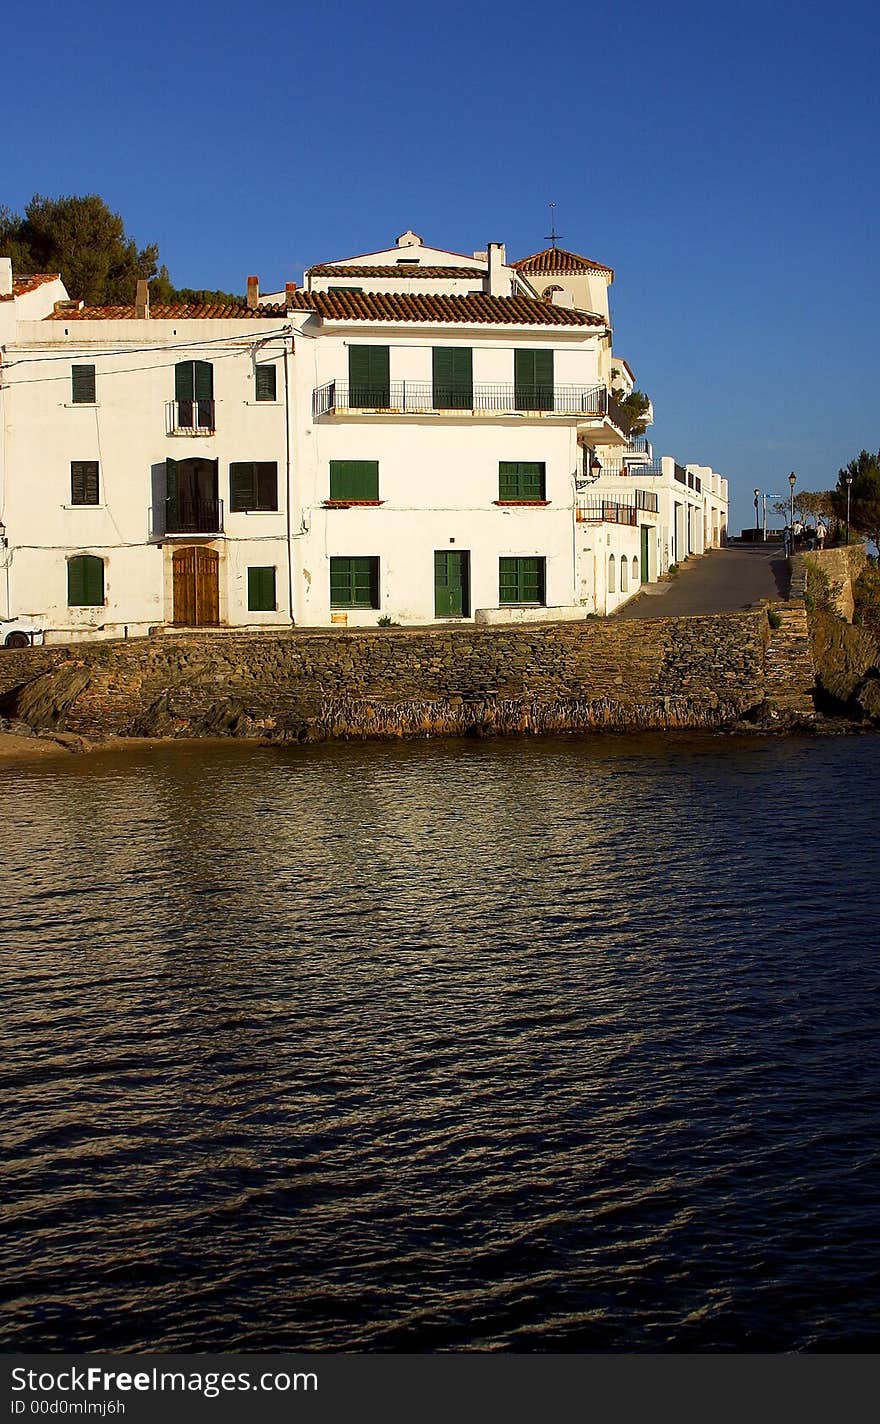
[1,616,45,649]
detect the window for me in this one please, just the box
[329,460,379,502]
[499,556,546,605]
[514,349,554,411]
[331,286,364,293]
[67,554,104,607]
[229,462,278,512]
[348,346,389,406]
[632,556,639,584]
[330,556,379,609]
[608,554,616,593]
[248,566,276,612]
[71,365,96,404]
[255,364,277,402]
[70,461,99,505]
[174,360,214,428]
[620,557,629,592]
[433,348,473,409]
[498,461,546,501]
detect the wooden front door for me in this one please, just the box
[172,546,220,626]
[434,550,470,618]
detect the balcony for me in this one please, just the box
[577,491,658,525]
[157,497,225,537]
[166,399,216,435]
[621,435,653,462]
[312,380,632,434]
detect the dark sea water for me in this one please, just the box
[2,732,879,1354]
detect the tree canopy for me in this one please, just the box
[831,450,880,550]
[0,193,241,306]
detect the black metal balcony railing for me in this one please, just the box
[312,380,632,428]
[625,434,652,454]
[577,499,638,526]
[164,497,224,535]
[166,399,216,434]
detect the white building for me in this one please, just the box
[0,233,728,640]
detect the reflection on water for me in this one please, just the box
[2,733,880,1352]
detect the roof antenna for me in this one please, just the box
[545,202,561,249]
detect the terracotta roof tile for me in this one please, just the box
[46,301,289,321]
[0,272,61,302]
[308,264,484,279]
[512,247,614,277]
[288,290,603,327]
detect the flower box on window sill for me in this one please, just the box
[493,499,550,507]
[323,499,385,508]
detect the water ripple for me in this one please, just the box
[1,733,879,1351]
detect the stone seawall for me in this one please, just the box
[0,612,776,741]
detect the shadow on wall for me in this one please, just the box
[769,558,791,600]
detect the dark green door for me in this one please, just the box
[433,347,473,408]
[514,349,554,410]
[349,345,390,407]
[434,550,470,617]
[640,524,650,583]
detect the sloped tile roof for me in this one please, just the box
[46,302,289,321]
[0,272,61,302]
[287,290,604,326]
[308,264,484,278]
[512,247,614,277]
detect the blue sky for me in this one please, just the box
[6,0,879,531]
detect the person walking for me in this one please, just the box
[816,517,827,549]
[782,522,792,557]
[793,518,804,552]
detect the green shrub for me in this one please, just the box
[768,609,782,629]
[853,561,880,640]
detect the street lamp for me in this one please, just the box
[789,471,796,532]
[754,488,760,541]
[846,474,853,546]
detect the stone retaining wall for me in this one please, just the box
[0,612,776,741]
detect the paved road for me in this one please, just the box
[615,543,789,619]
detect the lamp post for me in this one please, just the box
[846,474,853,547]
[788,471,797,547]
[754,488,760,541]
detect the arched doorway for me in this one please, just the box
[172,546,220,626]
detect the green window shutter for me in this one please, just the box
[68,555,104,607]
[330,556,379,608]
[433,347,472,408]
[230,463,277,511]
[256,463,278,510]
[329,460,379,501]
[230,462,256,512]
[248,566,276,611]
[71,461,99,504]
[174,361,194,401]
[67,557,85,606]
[348,346,389,405]
[194,361,213,400]
[255,364,276,401]
[499,462,545,500]
[499,556,546,605]
[514,350,554,410]
[71,365,96,403]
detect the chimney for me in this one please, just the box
[285,282,298,307]
[0,257,12,297]
[135,279,149,319]
[486,242,507,297]
[247,276,259,309]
